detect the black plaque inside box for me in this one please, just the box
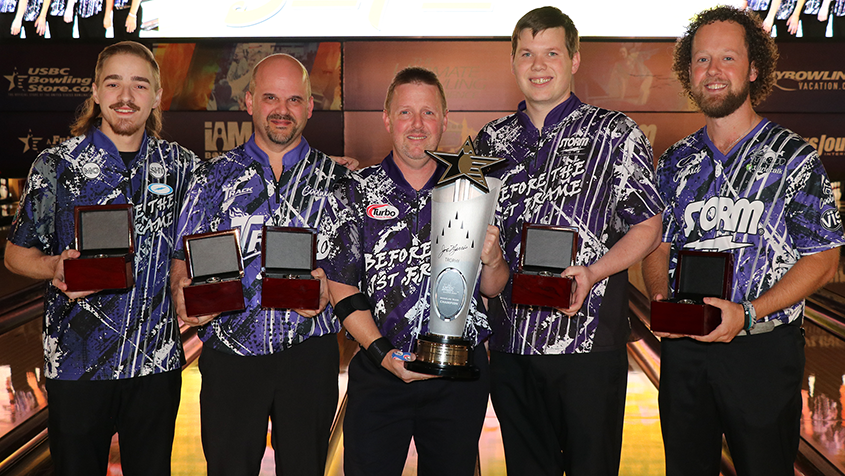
[650,250,734,336]
[183,230,245,317]
[512,224,578,308]
[64,204,135,292]
[261,226,320,309]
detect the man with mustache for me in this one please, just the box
[642,6,844,475]
[171,54,355,476]
[4,41,197,475]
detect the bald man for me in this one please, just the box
[171,54,351,476]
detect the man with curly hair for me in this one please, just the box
[643,6,844,476]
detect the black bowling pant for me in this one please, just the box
[343,346,490,476]
[45,369,182,476]
[659,324,804,476]
[490,347,629,476]
[199,335,339,476]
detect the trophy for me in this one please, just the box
[404,138,504,380]
[261,226,321,309]
[650,249,734,335]
[182,229,246,317]
[64,204,135,292]
[511,224,578,308]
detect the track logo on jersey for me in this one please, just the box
[149,163,166,179]
[148,183,173,196]
[821,208,842,232]
[367,204,398,220]
[82,163,101,179]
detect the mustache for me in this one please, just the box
[268,113,296,123]
[109,101,141,112]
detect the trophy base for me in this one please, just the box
[650,300,722,336]
[261,276,320,309]
[64,255,134,292]
[404,334,479,380]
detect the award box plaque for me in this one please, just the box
[511,224,578,308]
[183,229,245,317]
[650,250,734,336]
[261,226,320,310]
[64,204,135,292]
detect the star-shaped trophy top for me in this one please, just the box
[426,137,506,193]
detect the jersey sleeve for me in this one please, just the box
[612,117,665,227]
[785,149,845,254]
[173,161,218,256]
[317,178,363,288]
[7,150,58,253]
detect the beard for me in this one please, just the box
[264,113,301,146]
[691,80,750,119]
[105,101,144,136]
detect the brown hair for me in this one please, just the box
[384,67,447,113]
[70,41,163,138]
[511,6,579,58]
[673,6,778,107]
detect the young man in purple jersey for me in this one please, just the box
[642,6,844,476]
[318,67,508,476]
[474,6,664,476]
[5,41,197,475]
[171,54,354,476]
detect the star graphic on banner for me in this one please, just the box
[4,69,19,91]
[426,137,506,193]
[19,131,42,153]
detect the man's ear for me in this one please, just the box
[382,110,391,134]
[245,91,254,116]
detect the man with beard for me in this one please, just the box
[5,41,196,475]
[642,6,844,476]
[318,67,508,475]
[171,54,354,476]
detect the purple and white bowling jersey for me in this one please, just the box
[8,128,197,380]
[175,136,346,356]
[317,153,491,353]
[476,95,663,355]
[48,0,67,16]
[657,120,845,327]
[775,0,798,19]
[76,0,102,18]
[747,0,770,10]
[23,0,42,21]
[0,0,16,14]
[803,0,823,15]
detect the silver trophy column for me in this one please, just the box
[405,138,504,379]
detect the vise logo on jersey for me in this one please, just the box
[367,204,399,220]
[682,196,765,250]
[821,208,843,232]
